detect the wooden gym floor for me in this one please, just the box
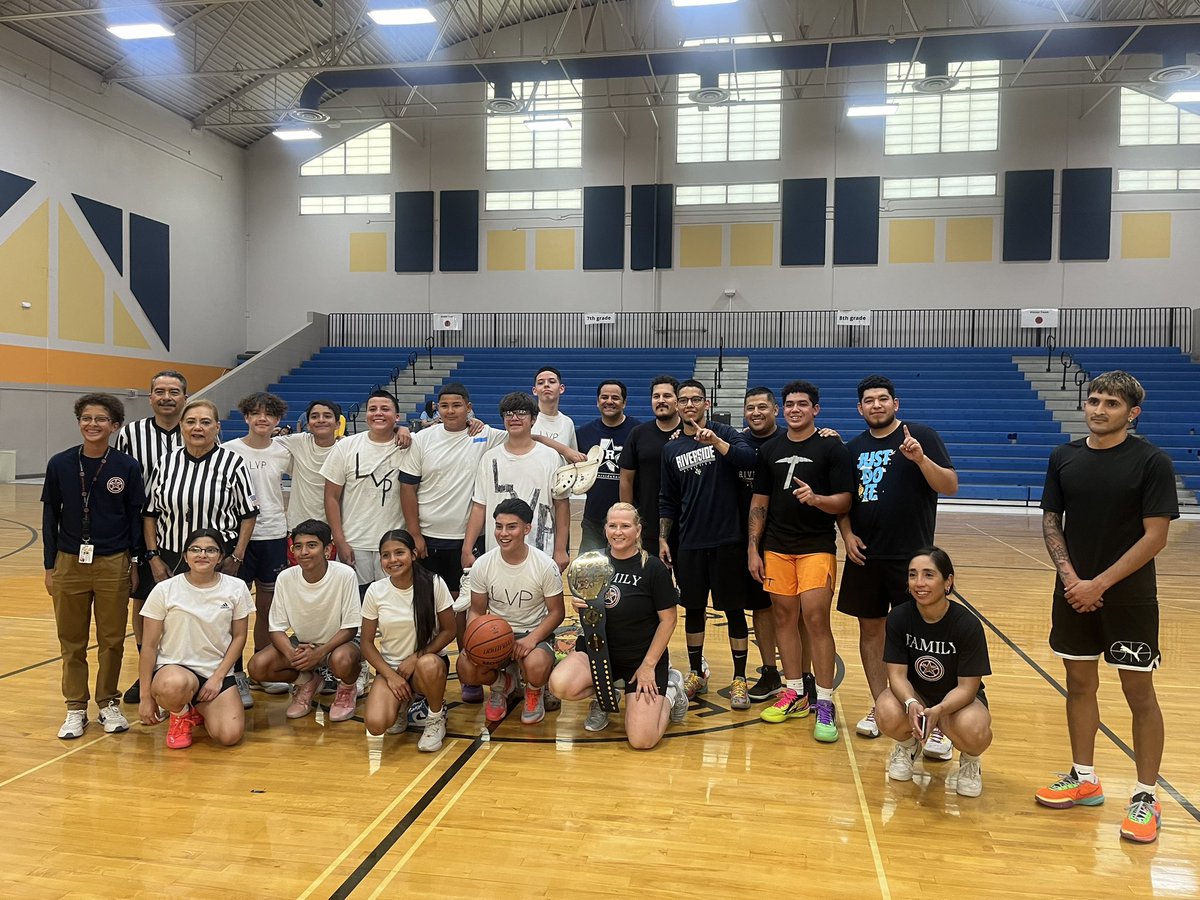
[2,481,1198,899]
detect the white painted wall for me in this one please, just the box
[0,24,246,365]
[234,10,1200,347]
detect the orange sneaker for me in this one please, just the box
[166,710,195,750]
[1120,793,1161,843]
[1034,770,1105,809]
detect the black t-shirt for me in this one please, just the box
[41,446,146,569]
[601,551,678,666]
[618,421,682,543]
[752,431,855,555]
[884,600,990,706]
[577,416,641,523]
[1041,435,1179,604]
[847,422,954,560]
[659,422,757,550]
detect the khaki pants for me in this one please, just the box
[52,551,131,710]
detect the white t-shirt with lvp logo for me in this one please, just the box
[469,546,563,632]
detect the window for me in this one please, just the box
[1117,169,1200,191]
[882,175,997,200]
[485,190,583,210]
[1119,89,1200,146]
[486,80,583,170]
[300,124,391,176]
[677,35,782,164]
[299,195,391,215]
[676,183,779,205]
[885,61,999,155]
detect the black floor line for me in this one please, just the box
[953,589,1200,825]
[0,517,38,561]
[0,631,135,681]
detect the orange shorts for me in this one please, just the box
[763,551,836,597]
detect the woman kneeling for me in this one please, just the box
[549,503,687,750]
[875,547,993,797]
[137,529,250,749]
[361,530,456,752]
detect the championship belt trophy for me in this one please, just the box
[566,551,621,712]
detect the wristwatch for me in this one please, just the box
[143,549,160,561]
[903,698,919,710]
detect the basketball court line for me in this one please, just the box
[962,521,1053,570]
[297,744,455,900]
[954,588,1200,826]
[839,717,892,900]
[0,518,38,560]
[329,736,488,899]
[0,733,109,790]
[365,743,503,898]
[0,631,133,680]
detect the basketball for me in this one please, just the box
[463,614,515,667]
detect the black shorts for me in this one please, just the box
[675,543,746,612]
[1050,590,1161,671]
[915,686,989,709]
[131,555,156,601]
[240,538,289,587]
[420,540,465,593]
[612,654,669,695]
[836,557,911,619]
[156,664,238,704]
[743,566,772,612]
[579,517,607,555]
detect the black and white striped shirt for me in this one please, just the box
[145,445,259,553]
[116,418,183,481]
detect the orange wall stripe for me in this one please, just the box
[0,344,227,391]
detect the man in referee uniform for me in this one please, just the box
[115,370,187,704]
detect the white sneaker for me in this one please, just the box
[261,681,290,695]
[924,727,954,760]
[417,708,447,752]
[856,708,880,738]
[956,755,983,797]
[887,741,917,782]
[99,701,129,734]
[387,702,411,735]
[58,709,88,740]
[667,668,688,724]
[583,699,610,733]
[356,661,371,698]
[234,672,254,709]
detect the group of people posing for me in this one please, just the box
[43,365,1175,842]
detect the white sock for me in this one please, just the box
[1073,763,1098,784]
[425,706,444,719]
[899,737,918,750]
[960,752,980,763]
[1133,781,1157,799]
[816,685,834,703]
[786,678,804,693]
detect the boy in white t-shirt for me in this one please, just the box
[458,499,565,725]
[277,400,343,530]
[247,519,363,722]
[531,365,578,456]
[222,392,293,690]
[462,392,569,573]
[321,389,410,587]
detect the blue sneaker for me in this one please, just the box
[408,696,429,727]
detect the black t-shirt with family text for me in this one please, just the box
[884,600,990,706]
[847,421,953,560]
[752,431,855,555]
[599,551,678,668]
[1040,435,1178,604]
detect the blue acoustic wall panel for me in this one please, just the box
[1059,167,1112,261]
[73,194,123,274]
[1003,169,1055,262]
[781,178,827,266]
[129,214,170,349]
[832,176,880,266]
[630,184,673,270]
[583,185,625,270]
[439,190,479,272]
[394,191,435,273]
[0,169,35,219]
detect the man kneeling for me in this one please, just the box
[457,500,565,725]
[248,520,362,722]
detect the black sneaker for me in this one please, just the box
[802,672,817,709]
[748,667,783,702]
[122,681,140,704]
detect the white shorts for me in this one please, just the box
[352,550,385,585]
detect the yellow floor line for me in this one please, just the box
[0,734,108,790]
[840,718,892,900]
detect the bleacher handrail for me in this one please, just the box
[327,308,1191,352]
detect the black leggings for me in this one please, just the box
[684,607,748,639]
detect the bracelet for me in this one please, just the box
[903,698,919,710]
[231,555,243,564]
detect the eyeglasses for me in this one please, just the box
[185,546,222,555]
[677,397,706,406]
[78,416,113,425]
[151,389,183,398]
[502,410,534,420]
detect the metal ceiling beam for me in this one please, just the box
[0,0,269,25]
[108,15,1200,85]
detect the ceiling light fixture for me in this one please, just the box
[273,128,322,141]
[1166,90,1200,103]
[847,104,899,117]
[670,0,738,7]
[368,8,436,25]
[107,23,175,40]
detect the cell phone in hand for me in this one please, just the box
[917,713,930,741]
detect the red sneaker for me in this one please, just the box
[166,711,195,749]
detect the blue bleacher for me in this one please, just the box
[220,345,1200,504]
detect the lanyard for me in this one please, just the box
[78,448,110,542]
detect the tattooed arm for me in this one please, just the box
[747,495,768,583]
[658,517,675,567]
[1042,510,1077,585]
